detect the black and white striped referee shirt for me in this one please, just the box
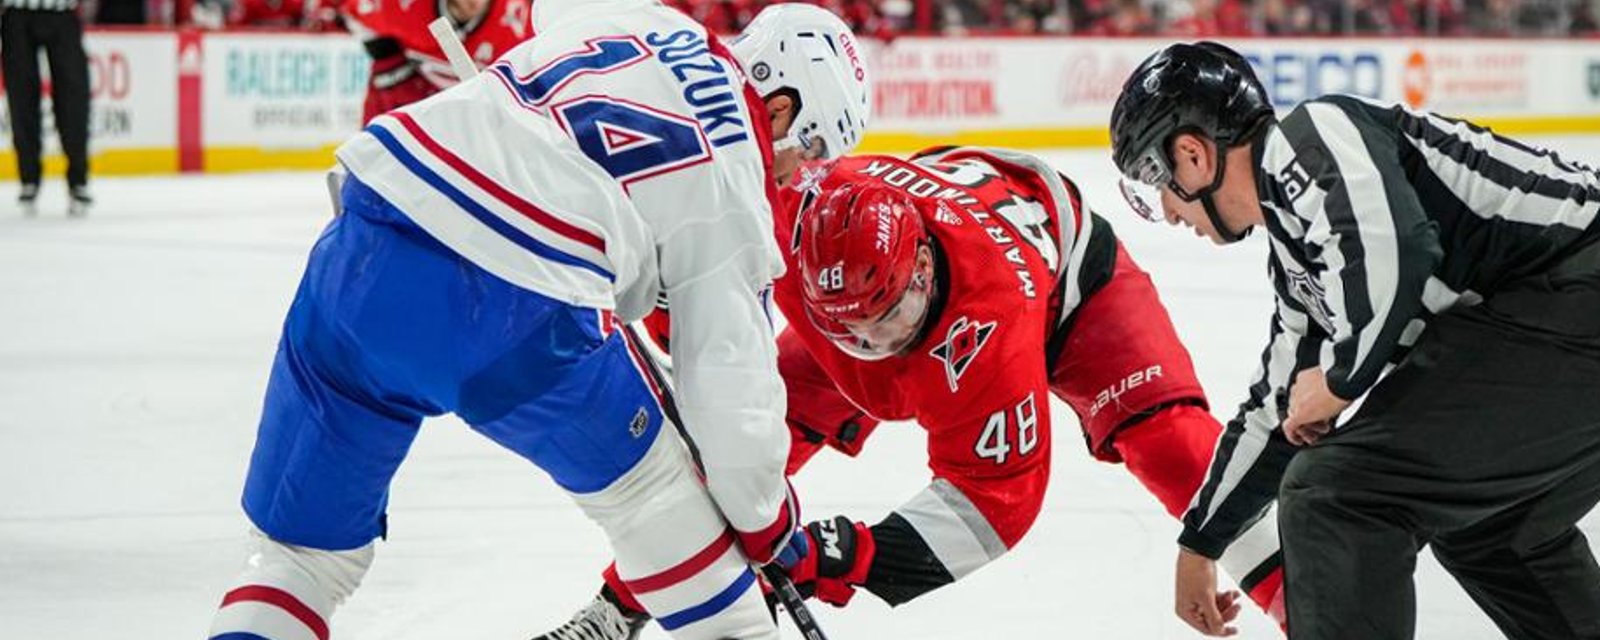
[1179,94,1600,558]
[1,0,79,11]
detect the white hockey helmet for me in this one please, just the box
[730,4,872,160]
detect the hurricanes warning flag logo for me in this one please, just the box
[930,316,996,392]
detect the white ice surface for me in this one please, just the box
[3,140,1599,640]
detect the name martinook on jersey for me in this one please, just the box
[855,159,1039,299]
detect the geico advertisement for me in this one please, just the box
[865,38,1600,131]
[0,33,176,153]
[202,34,367,147]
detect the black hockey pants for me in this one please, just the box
[1279,240,1600,640]
[2,8,89,189]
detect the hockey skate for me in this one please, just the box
[67,186,92,218]
[18,184,37,217]
[532,586,649,640]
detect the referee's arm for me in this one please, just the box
[1179,273,1326,559]
[1276,96,1443,401]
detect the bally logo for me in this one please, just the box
[930,316,996,392]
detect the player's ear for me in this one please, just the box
[766,93,796,138]
[1170,133,1210,179]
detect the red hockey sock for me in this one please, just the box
[1245,565,1287,631]
[601,563,647,615]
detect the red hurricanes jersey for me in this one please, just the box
[344,0,533,86]
[772,147,1102,556]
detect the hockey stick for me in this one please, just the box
[760,564,829,640]
[427,16,480,80]
[618,325,829,638]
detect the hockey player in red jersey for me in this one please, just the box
[539,147,1292,640]
[344,0,532,123]
[761,148,1288,624]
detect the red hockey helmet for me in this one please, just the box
[797,182,934,360]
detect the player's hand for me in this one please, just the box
[363,54,438,123]
[781,516,876,607]
[1175,548,1240,637]
[1282,368,1350,446]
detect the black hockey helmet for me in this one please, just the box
[1109,41,1273,241]
[1111,41,1272,189]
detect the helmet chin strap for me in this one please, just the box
[1201,193,1248,244]
[1193,141,1251,244]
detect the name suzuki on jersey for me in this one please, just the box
[646,30,750,148]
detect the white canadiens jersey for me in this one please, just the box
[335,0,791,539]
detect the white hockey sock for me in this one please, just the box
[208,528,374,640]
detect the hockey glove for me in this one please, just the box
[361,37,438,123]
[778,516,876,607]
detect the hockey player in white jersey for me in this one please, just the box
[205,2,870,639]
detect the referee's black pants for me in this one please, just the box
[1280,242,1600,640]
[1,8,89,189]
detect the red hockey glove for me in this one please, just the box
[778,516,876,607]
[361,38,438,123]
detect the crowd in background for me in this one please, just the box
[743,0,1600,36]
[75,0,1600,36]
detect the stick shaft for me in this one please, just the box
[427,17,479,79]
[760,565,829,640]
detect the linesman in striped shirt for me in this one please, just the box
[1111,41,1600,639]
[1,0,91,216]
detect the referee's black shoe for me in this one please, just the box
[18,184,38,217]
[68,185,92,218]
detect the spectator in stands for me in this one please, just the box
[663,0,758,33]
[2,0,92,217]
[1165,0,1254,35]
[877,0,914,31]
[1466,0,1516,33]
[1082,0,1155,34]
[94,0,145,24]
[229,0,303,28]
[936,0,991,32]
[1259,0,1314,32]
[1348,0,1390,31]
[1007,0,1068,32]
[821,0,887,35]
[1573,0,1599,33]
